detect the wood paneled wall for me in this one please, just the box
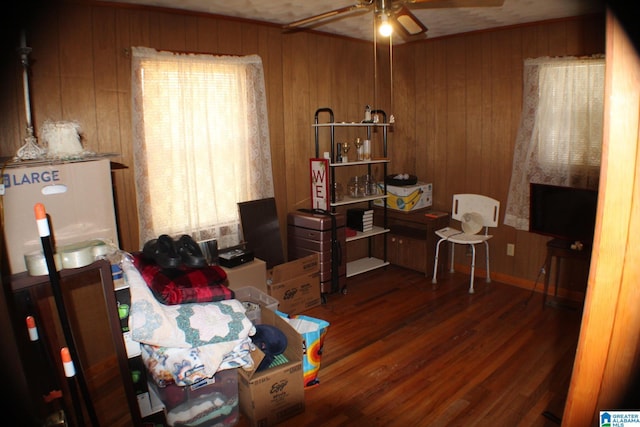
[395,16,605,286]
[0,1,604,288]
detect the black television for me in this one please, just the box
[238,197,285,269]
[529,183,598,244]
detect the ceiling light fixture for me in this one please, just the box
[397,15,421,35]
[378,13,393,37]
[394,7,428,37]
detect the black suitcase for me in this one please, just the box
[287,209,346,298]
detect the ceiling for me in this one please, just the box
[103,0,605,43]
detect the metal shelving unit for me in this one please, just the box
[313,107,390,277]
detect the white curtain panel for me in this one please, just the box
[131,47,274,249]
[504,55,605,230]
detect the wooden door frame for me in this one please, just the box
[562,9,640,426]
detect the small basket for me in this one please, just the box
[234,286,279,324]
[385,174,418,186]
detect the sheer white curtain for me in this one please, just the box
[504,56,605,230]
[131,47,274,249]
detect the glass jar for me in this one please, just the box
[333,182,344,201]
[348,176,364,198]
[354,137,364,161]
[360,174,378,196]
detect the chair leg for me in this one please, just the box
[449,242,455,273]
[432,238,445,284]
[468,244,476,294]
[484,241,491,283]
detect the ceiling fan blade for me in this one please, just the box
[407,0,505,8]
[283,4,367,31]
[392,6,428,38]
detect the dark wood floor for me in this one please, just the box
[236,265,583,427]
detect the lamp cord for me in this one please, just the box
[389,31,393,121]
[373,16,378,114]
[523,263,546,307]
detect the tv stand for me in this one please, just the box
[546,238,591,251]
[543,238,591,306]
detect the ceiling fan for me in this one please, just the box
[283,0,505,40]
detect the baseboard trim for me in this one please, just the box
[453,263,586,303]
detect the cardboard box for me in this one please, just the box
[267,254,321,315]
[222,258,267,293]
[2,158,119,274]
[374,182,433,212]
[238,309,305,426]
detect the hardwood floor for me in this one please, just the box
[236,265,582,427]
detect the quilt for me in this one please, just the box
[141,338,253,387]
[123,256,255,383]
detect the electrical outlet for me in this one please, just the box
[506,243,515,256]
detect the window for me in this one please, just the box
[536,61,604,169]
[504,56,604,231]
[131,47,274,249]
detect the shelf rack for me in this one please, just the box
[313,108,391,277]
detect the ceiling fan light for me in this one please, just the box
[397,14,423,35]
[379,14,393,37]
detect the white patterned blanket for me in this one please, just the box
[123,256,255,384]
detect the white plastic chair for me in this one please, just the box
[431,194,500,294]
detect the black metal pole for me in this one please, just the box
[60,347,85,426]
[25,315,67,422]
[34,203,99,426]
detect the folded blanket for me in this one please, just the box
[166,392,238,427]
[124,256,254,349]
[141,338,253,387]
[148,365,238,413]
[132,252,233,305]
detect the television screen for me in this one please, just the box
[529,183,598,243]
[238,197,285,269]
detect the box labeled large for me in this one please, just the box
[238,309,304,426]
[2,158,119,274]
[374,182,433,212]
[267,254,321,315]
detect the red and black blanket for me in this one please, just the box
[132,252,234,305]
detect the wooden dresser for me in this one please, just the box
[372,207,450,277]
